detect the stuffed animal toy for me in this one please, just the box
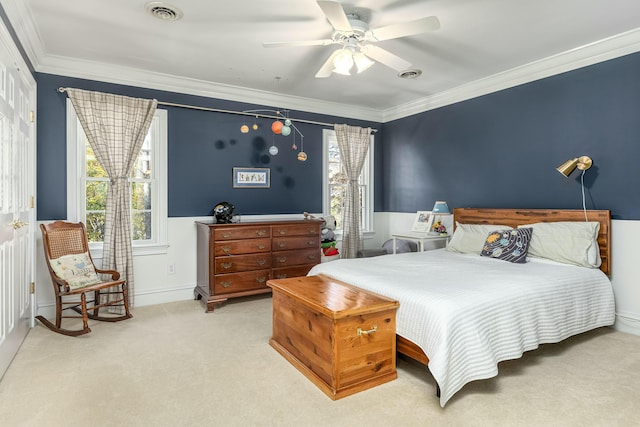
[320,215,337,243]
[319,215,339,257]
[302,212,339,257]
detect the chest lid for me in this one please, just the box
[267,274,399,319]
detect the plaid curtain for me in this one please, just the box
[334,124,371,259]
[67,88,157,309]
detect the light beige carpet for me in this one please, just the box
[1,295,639,427]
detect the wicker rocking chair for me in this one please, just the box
[37,221,132,336]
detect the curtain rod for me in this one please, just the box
[57,87,377,131]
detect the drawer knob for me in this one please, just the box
[278,230,286,235]
[221,262,232,269]
[221,281,232,288]
[278,242,286,248]
[277,256,287,263]
[357,325,378,336]
[256,276,267,283]
[222,246,231,253]
[257,259,266,266]
[307,254,317,260]
[276,274,287,279]
[257,244,266,250]
[308,228,315,233]
[307,240,315,246]
[222,232,231,238]
[256,230,267,236]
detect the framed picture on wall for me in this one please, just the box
[411,211,434,233]
[233,167,270,188]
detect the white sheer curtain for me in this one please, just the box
[335,124,372,259]
[67,88,157,309]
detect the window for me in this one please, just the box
[67,100,168,256]
[322,129,374,233]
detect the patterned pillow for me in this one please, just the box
[50,252,101,290]
[480,228,532,264]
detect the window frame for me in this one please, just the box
[66,100,168,257]
[322,128,374,235]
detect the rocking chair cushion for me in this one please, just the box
[50,251,101,290]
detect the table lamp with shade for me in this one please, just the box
[430,201,450,235]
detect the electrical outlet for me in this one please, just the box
[168,264,176,275]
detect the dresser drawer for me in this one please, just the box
[214,270,270,294]
[215,253,272,273]
[214,238,270,256]
[272,236,319,251]
[272,249,320,267]
[272,264,316,280]
[214,226,270,241]
[272,223,319,237]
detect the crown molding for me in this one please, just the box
[37,55,384,123]
[4,0,640,125]
[382,27,640,122]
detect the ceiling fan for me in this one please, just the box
[263,0,440,78]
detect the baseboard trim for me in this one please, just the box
[35,284,197,318]
[613,312,640,336]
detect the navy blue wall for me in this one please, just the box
[36,73,382,220]
[381,52,640,220]
[37,51,640,221]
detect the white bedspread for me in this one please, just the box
[308,249,615,406]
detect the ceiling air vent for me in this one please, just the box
[145,2,183,21]
[397,69,422,79]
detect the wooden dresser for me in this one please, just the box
[195,219,323,312]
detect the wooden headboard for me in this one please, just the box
[453,208,611,275]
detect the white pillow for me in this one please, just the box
[446,222,513,254]
[517,221,601,268]
[50,251,101,290]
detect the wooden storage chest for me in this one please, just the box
[267,274,399,400]
[195,219,322,312]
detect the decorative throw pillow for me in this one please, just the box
[446,222,513,254]
[50,252,101,290]
[517,221,601,268]
[480,228,532,264]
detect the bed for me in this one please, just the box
[308,208,616,406]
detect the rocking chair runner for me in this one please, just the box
[38,221,132,336]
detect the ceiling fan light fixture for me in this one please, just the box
[333,49,354,75]
[353,52,374,73]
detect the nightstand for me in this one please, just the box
[391,232,450,254]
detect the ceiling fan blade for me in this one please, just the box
[263,39,334,48]
[361,45,411,71]
[316,0,353,32]
[368,16,440,41]
[315,50,341,78]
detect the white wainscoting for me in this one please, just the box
[35,214,640,336]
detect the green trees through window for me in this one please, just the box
[83,129,154,243]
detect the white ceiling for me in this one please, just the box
[4,0,640,121]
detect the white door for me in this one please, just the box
[0,25,36,378]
